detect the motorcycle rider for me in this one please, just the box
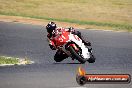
[46,22,91,62]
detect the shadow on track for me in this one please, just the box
[53,62,81,64]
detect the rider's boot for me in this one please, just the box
[82,40,91,46]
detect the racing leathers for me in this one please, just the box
[47,27,91,50]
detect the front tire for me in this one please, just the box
[68,46,86,64]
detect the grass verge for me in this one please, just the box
[0,12,132,32]
[0,56,18,64]
[0,56,33,66]
[0,0,132,32]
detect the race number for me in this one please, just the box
[58,35,66,42]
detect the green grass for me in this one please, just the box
[1,12,131,31]
[0,56,33,65]
[0,56,19,64]
[0,0,132,31]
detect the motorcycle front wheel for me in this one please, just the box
[68,46,86,64]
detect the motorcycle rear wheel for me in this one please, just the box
[87,53,96,63]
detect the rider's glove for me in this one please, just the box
[49,44,56,50]
[49,40,56,50]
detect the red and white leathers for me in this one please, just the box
[47,27,74,50]
[47,27,91,50]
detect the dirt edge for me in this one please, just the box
[0,15,129,32]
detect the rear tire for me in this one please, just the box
[87,53,95,63]
[68,46,86,64]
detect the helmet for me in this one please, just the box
[46,22,57,34]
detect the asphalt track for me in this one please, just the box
[0,21,132,88]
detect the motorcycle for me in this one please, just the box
[50,29,95,64]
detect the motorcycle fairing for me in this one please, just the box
[69,33,90,59]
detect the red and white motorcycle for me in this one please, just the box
[50,29,95,64]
